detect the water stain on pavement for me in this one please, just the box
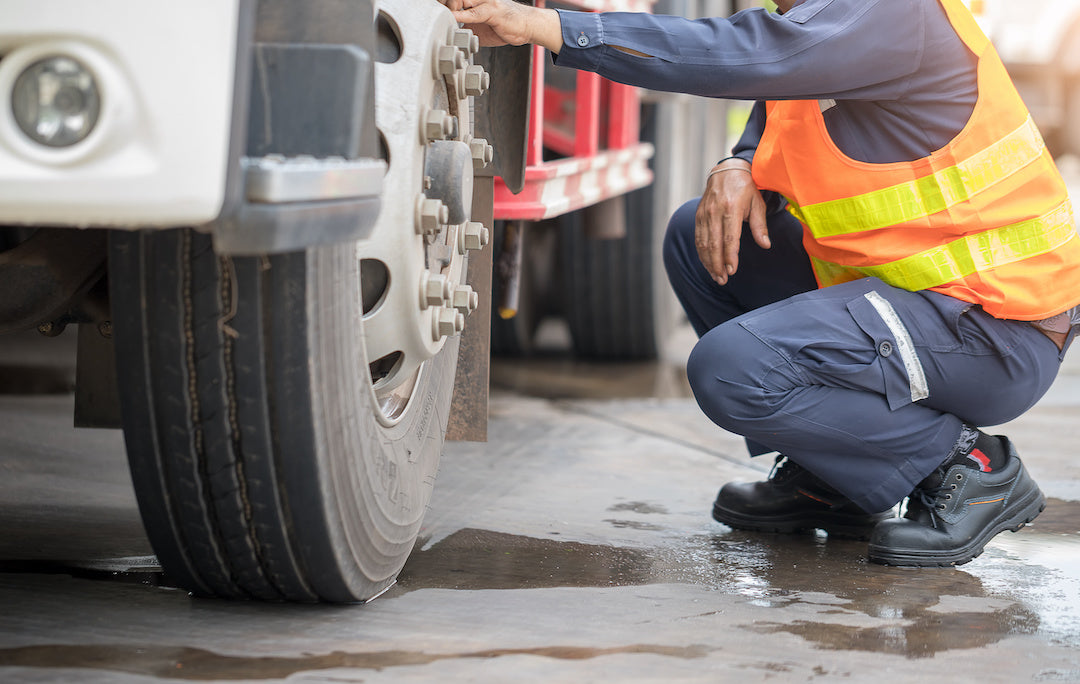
[399,498,1080,657]
[607,501,669,515]
[397,528,655,590]
[756,604,1038,658]
[4,503,1077,670]
[0,643,713,681]
[602,501,670,529]
[604,519,665,531]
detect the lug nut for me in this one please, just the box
[451,28,480,56]
[436,45,466,76]
[423,108,455,143]
[416,195,449,236]
[462,65,490,97]
[470,138,494,169]
[434,307,466,340]
[458,221,490,253]
[452,285,479,315]
[420,270,451,308]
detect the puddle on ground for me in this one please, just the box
[399,498,1080,657]
[396,528,655,590]
[607,501,669,515]
[4,501,1077,670]
[0,643,713,681]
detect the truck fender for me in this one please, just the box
[473,45,533,193]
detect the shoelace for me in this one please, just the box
[910,468,962,529]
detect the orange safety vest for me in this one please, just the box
[751,0,1080,321]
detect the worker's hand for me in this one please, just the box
[438,0,534,47]
[438,0,563,52]
[694,159,770,285]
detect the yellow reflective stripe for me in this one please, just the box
[811,200,1078,291]
[789,117,1047,238]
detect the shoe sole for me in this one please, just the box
[712,502,893,541]
[867,486,1047,567]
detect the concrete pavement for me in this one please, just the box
[0,326,1078,682]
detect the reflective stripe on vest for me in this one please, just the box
[809,199,1077,292]
[787,116,1046,238]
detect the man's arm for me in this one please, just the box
[730,101,763,164]
[439,0,925,101]
[551,0,924,103]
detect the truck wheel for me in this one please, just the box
[109,232,457,602]
[562,181,677,360]
[110,0,486,602]
[561,101,679,361]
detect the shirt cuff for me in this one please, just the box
[718,153,754,166]
[551,9,604,71]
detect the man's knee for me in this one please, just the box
[686,322,774,432]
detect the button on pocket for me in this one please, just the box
[845,294,922,410]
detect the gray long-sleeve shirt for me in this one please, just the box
[553,0,978,165]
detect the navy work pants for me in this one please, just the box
[662,199,1064,513]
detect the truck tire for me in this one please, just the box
[561,181,675,360]
[108,0,485,602]
[561,103,679,360]
[109,230,457,602]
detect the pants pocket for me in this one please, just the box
[845,291,930,410]
[736,279,932,412]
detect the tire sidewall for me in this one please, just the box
[279,243,458,601]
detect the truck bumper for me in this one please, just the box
[0,0,383,255]
[0,0,246,227]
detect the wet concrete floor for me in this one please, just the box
[1,322,1080,683]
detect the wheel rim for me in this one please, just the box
[361,0,490,426]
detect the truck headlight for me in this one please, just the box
[11,56,101,147]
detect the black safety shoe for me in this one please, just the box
[868,439,1046,567]
[712,456,894,540]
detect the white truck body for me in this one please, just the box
[0,0,241,227]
